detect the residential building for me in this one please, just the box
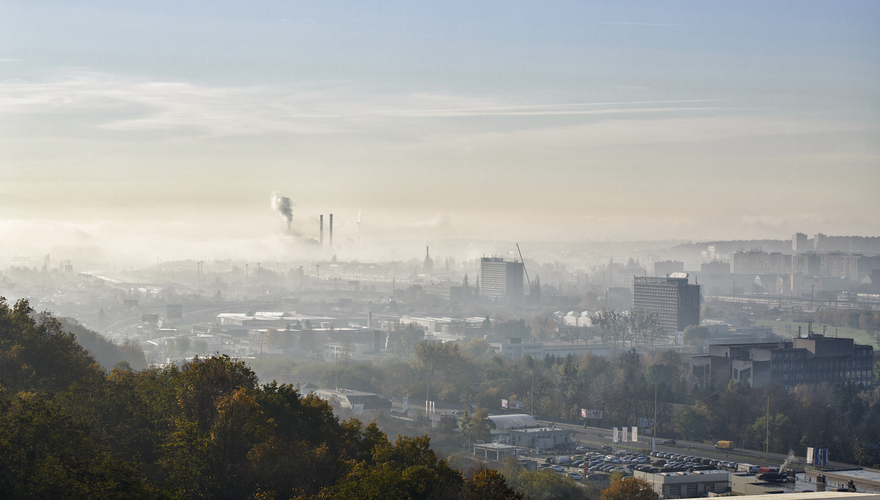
[792,252,878,281]
[732,250,791,274]
[793,232,809,253]
[633,273,701,334]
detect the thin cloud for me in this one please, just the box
[607,22,690,26]
[0,71,732,135]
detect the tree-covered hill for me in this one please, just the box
[0,297,525,499]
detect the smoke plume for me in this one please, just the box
[355,210,362,233]
[781,449,795,469]
[270,191,294,230]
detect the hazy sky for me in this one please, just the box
[1,1,878,262]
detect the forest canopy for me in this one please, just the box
[0,297,525,499]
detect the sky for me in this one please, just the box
[1,1,878,263]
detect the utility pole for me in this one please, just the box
[653,383,658,442]
[531,370,535,417]
[765,394,770,460]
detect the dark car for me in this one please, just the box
[661,439,676,445]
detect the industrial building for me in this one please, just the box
[634,469,730,498]
[691,334,874,390]
[486,414,573,451]
[479,257,524,304]
[633,273,701,334]
[314,388,392,412]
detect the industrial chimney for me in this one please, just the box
[320,215,324,246]
[329,214,333,247]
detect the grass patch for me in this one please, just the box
[755,319,880,349]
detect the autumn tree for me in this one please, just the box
[601,477,657,500]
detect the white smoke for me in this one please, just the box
[781,449,795,470]
[355,210,362,233]
[270,191,294,230]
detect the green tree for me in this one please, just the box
[414,340,463,401]
[460,406,492,444]
[683,325,709,346]
[0,392,150,499]
[300,321,317,353]
[176,335,191,357]
[513,468,595,500]
[461,338,490,358]
[464,468,526,499]
[673,405,709,442]
[748,413,798,454]
[0,298,103,394]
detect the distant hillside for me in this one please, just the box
[59,318,147,371]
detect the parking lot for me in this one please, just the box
[533,445,781,484]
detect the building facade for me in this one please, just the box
[691,336,874,390]
[633,273,701,334]
[635,470,730,498]
[479,257,525,304]
[770,336,874,391]
[732,250,792,274]
[496,337,544,360]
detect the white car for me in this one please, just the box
[569,473,584,481]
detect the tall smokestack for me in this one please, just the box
[329,214,333,247]
[320,215,324,246]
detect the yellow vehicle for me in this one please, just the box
[714,441,735,450]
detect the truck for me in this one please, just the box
[714,440,735,450]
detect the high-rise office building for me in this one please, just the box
[479,257,524,304]
[633,273,700,334]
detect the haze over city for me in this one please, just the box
[2,3,880,499]
[2,1,878,264]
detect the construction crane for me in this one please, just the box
[516,243,532,293]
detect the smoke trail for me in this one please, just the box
[355,210,362,233]
[270,191,294,230]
